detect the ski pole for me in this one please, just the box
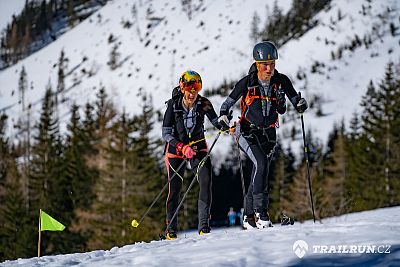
[233,130,246,214]
[131,159,187,228]
[299,110,316,223]
[165,131,222,232]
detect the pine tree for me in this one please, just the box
[319,123,349,217]
[18,66,28,112]
[73,87,117,250]
[345,112,363,212]
[250,12,260,43]
[22,23,31,57]
[55,49,67,122]
[67,0,77,27]
[347,82,380,211]
[268,143,284,222]
[81,102,98,159]
[108,43,120,70]
[285,163,312,222]
[29,86,57,210]
[93,86,117,170]
[360,84,386,209]
[181,0,193,20]
[57,49,67,95]
[75,90,164,249]
[28,84,65,255]
[269,142,297,222]
[46,122,76,255]
[0,150,36,261]
[38,0,49,35]
[0,114,8,189]
[349,111,361,140]
[109,112,136,245]
[360,67,390,208]
[0,114,36,261]
[374,63,400,206]
[0,114,9,260]
[9,18,19,63]
[65,104,95,210]
[129,93,164,236]
[261,0,283,45]
[69,102,99,251]
[17,66,31,207]
[350,62,400,210]
[284,130,322,221]
[47,0,56,26]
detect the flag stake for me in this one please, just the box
[37,209,65,257]
[38,209,41,257]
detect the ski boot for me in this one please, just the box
[199,226,211,235]
[160,229,178,240]
[255,211,273,229]
[242,215,257,230]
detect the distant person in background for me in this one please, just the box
[227,207,236,226]
[162,70,221,240]
[238,208,244,225]
[219,41,308,230]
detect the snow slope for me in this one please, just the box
[0,0,399,155]
[1,206,399,266]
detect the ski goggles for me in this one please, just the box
[180,80,202,93]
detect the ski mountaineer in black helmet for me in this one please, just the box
[218,41,308,230]
[162,70,222,239]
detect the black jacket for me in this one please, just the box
[220,63,300,133]
[162,94,220,154]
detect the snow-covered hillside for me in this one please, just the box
[0,0,399,155]
[1,206,399,266]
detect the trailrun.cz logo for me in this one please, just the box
[292,240,391,258]
[293,240,308,258]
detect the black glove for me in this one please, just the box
[277,88,286,106]
[296,98,308,113]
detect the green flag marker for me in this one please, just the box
[40,210,65,231]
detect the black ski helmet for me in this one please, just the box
[253,41,278,62]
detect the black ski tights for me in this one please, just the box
[165,151,212,232]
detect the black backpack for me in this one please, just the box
[165,86,182,104]
[171,86,182,100]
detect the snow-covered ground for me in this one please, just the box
[1,206,399,266]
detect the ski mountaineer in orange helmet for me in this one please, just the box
[162,70,222,239]
[218,41,308,230]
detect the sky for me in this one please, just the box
[0,0,26,32]
[1,206,399,266]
